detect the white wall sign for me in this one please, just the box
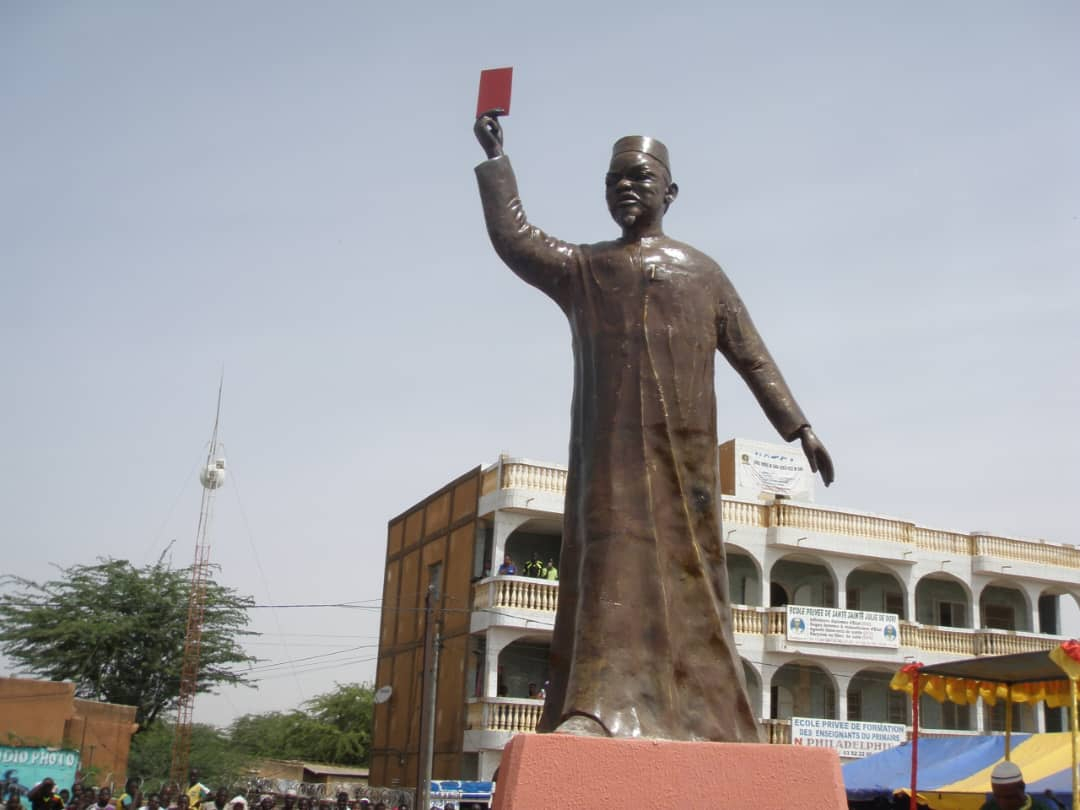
[791,717,906,758]
[733,438,815,502]
[786,604,900,649]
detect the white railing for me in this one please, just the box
[472,589,1065,658]
[475,576,559,612]
[466,697,543,733]
[486,459,1078,568]
[500,461,568,494]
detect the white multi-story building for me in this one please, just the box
[370,437,1080,787]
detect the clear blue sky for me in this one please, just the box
[2,2,1077,725]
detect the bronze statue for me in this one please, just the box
[473,112,834,742]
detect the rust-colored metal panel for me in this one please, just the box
[379,560,400,651]
[388,651,414,760]
[395,550,421,646]
[452,475,479,522]
[432,752,462,783]
[408,646,424,755]
[420,536,447,639]
[404,510,424,549]
[442,522,476,637]
[435,634,467,751]
[480,466,498,497]
[718,439,736,496]
[387,520,404,557]
[425,492,451,538]
[372,656,394,750]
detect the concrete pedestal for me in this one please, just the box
[491,734,847,809]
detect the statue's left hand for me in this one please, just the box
[798,426,835,487]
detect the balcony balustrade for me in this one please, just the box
[475,581,1064,658]
[466,697,545,734]
[487,460,1079,569]
[474,576,559,613]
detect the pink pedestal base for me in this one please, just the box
[491,734,847,810]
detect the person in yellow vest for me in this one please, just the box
[544,559,558,581]
[116,780,140,810]
[184,774,208,810]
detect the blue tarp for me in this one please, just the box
[843,735,1025,801]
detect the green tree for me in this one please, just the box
[229,683,374,765]
[128,720,252,790]
[0,558,256,728]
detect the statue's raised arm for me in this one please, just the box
[473,112,577,308]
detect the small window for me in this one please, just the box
[983,604,1015,631]
[428,561,444,600]
[824,687,836,720]
[847,689,862,721]
[885,591,904,618]
[846,588,860,611]
[937,601,967,628]
[887,691,908,725]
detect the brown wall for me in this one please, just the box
[369,466,481,789]
[0,679,75,746]
[0,679,137,784]
[69,699,138,785]
[718,439,736,496]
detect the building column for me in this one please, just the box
[491,511,532,574]
[833,671,852,721]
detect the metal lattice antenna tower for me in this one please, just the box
[170,377,226,784]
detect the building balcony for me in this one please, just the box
[474,576,559,612]
[481,460,1080,571]
[471,588,1065,659]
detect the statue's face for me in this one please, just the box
[605,151,673,230]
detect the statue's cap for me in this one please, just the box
[611,135,671,175]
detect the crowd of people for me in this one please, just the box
[495,551,557,580]
[1,773,432,810]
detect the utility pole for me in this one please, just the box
[416,585,441,810]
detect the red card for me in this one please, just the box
[476,67,513,118]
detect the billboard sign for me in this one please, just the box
[791,717,906,758]
[0,747,80,809]
[786,605,900,649]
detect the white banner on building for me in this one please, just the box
[791,717,906,758]
[786,604,900,649]
[737,444,813,500]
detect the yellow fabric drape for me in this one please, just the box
[889,670,1073,708]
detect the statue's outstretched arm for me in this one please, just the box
[474,112,576,307]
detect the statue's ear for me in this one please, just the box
[664,182,679,210]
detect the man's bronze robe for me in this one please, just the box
[476,156,809,742]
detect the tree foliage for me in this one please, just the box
[0,558,256,728]
[229,683,374,766]
[128,721,252,790]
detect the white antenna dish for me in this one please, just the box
[374,685,393,704]
[200,458,227,490]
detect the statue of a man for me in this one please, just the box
[474,112,834,742]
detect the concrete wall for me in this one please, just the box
[0,678,137,783]
[0,679,75,746]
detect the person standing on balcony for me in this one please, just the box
[524,551,545,578]
[544,559,558,581]
[497,554,516,576]
[474,113,834,742]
